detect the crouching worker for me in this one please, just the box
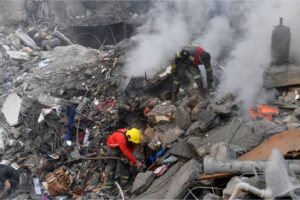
[0,164,19,199]
[103,128,143,189]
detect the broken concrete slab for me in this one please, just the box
[169,138,198,159]
[187,137,209,158]
[210,142,237,161]
[264,64,300,88]
[132,171,155,195]
[205,118,264,152]
[251,119,286,136]
[135,162,181,199]
[207,103,232,117]
[175,105,192,130]
[6,51,29,61]
[165,159,203,199]
[146,101,176,123]
[186,121,203,135]
[2,93,22,126]
[161,126,184,147]
[37,94,68,107]
[196,110,217,132]
[191,103,203,121]
[15,29,37,49]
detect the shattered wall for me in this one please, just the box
[0,0,150,29]
[0,0,27,26]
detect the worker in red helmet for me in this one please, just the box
[103,128,143,189]
[172,45,213,101]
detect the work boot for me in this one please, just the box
[102,181,114,194]
[120,175,130,187]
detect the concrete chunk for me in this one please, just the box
[6,51,29,61]
[169,139,198,159]
[38,94,68,107]
[15,28,37,48]
[161,126,184,147]
[208,103,232,116]
[132,171,155,195]
[0,128,7,155]
[165,159,203,199]
[175,105,192,130]
[2,93,22,126]
[264,65,300,88]
[187,137,210,158]
[135,162,181,199]
[197,110,217,131]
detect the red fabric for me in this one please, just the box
[106,129,137,165]
[193,46,205,65]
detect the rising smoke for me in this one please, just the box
[124,0,300,110]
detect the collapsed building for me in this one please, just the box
[0,1,300,200]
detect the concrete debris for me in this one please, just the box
[252,119,286,136]
[54,30,74,45]
[135,162,181,199]
[207,103,232,116]
[132,171,155,194]
[144,127,162,150]
[1,93,22,126]
[187,137,210,158]
[0,128,7,155]
[264,64,300,88]
[209,142,237,161]
[9,127,21,139]
[175,105,192,130]
[169,138,199,159]
[37,94,68,107]
[0,7,299,200]
[15,29,37,49]
[146,101,176,123]
[6,51,29,61]
[160,126,184,147]
[165,159,202,199]
[196,110,218,132]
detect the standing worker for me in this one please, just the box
[172,45,213,101]
[103,128,143,189]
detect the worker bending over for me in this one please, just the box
[172,45,213,100]
[103,128,143,189]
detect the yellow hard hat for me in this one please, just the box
[126,128,142,144]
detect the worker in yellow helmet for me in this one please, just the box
[103,128,143,189]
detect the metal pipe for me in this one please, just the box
[204,156,300,174]
[229,182,272,200]
[114,181,125,200]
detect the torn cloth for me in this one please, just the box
[64,106,76,141]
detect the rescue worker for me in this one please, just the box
[103,128,143,189]
[172,45,213,100]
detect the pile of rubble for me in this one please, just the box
[0,24,127,199]
[1,18,300,200]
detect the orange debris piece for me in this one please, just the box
[239,129,300,160]
[248,104,279,121]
